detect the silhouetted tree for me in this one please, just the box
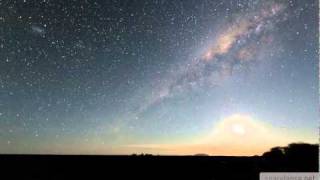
[284,143,319,171]
[262,147,285,159]
[262,143,319,172]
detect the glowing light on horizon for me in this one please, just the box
[231,123,246,135]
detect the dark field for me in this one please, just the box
[1,143,318,180]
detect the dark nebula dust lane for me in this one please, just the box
[139,1,289,113]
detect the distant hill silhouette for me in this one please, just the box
[194,153,210,156]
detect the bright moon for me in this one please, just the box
[231,123,246,135]
[197,113,298,155]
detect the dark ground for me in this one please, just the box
[1,143,318,180]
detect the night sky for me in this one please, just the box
[0,0,318,155]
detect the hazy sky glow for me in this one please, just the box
[0,0,318,155]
